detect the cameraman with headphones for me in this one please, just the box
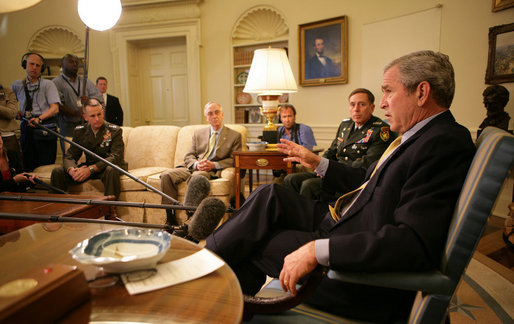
[11,52,60,171]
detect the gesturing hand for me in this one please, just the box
[277,139,321,170]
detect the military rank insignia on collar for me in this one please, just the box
[380,127,390,142]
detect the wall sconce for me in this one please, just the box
[243,48,297,144]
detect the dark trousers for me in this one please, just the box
[283,171,348,202]
[20,123,57,172]
[50,165,122,199]
[206,184,330,293]
[206,183,414,322]
[2,135,23,171]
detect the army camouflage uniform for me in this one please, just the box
[284,116,395,201]
[51,122,126,199]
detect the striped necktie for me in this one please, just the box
[329,136,403,221]
[203,131,218,159]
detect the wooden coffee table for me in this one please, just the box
[0,223,243,323]
[0,192,115,233]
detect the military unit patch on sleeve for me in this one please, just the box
[380,127,390,142]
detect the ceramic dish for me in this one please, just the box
[70,228,171,273]
[237,71,248,84]
[236,92,251,104]
[247,141,268,151]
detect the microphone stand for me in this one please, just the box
[24,174,69,194]
[0,212,176,232]
[0,194,196,212]
[23,118,181,205]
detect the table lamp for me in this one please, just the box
[77,0,122,96]
[243,48,297,144]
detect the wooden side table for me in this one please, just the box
[233,150,292,208]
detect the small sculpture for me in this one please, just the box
[479,85,511,132]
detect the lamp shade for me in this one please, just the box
[243,48,297,95]
[0,0,44,14]
[78,0,122,31]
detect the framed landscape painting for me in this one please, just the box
[485,22,514,84]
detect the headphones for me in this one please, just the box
[21,52,46,72]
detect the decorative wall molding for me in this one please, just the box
[27,25,84,58]
[232,6,288,45]
[118,0,200,26]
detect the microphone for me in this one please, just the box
[187,197,227,241]
[183,175,211,217]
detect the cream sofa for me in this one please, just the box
[33,124,248,224]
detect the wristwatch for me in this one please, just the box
[89,166,95,174]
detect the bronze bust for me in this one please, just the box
[479,85,510,131]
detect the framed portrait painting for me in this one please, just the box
[485,22,514,84]
[491,0,514,12]
[299,16,348,87]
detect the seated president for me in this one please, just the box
[51,98,125,199]
[205,51,476,322]
[160,102,241,225]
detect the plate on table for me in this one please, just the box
[70,228,171,273]
[237,71,248,84]
[237,92,251,104]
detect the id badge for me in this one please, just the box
[76,99,82,107]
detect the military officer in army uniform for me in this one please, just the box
[284,88,395,201]
[50,98,126,199]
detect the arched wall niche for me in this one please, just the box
[232,6,288,45]
[27,25,84,58]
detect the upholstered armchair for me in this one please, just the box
[244,127,514,323]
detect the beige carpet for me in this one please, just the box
[449,253,514,323]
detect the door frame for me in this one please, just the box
[111,19,202,126]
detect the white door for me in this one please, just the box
[130,37,189,126]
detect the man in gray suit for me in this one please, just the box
[160,102,242,225]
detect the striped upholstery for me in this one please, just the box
[328,127,514,323]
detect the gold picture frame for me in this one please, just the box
[485,22,514,84]
[492,0,514,12]
[299,16,348,87]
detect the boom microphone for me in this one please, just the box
[188,197,226,241]
[183,175,211,217]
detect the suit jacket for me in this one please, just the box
[305,55,338,79]
[183,126,241,170]
[104,94,123,126]
[322,110,475,272]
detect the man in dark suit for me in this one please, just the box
[205,51,476,322]
[160,101,241,225]
[96,77,123,126]
[305,37,339,79]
